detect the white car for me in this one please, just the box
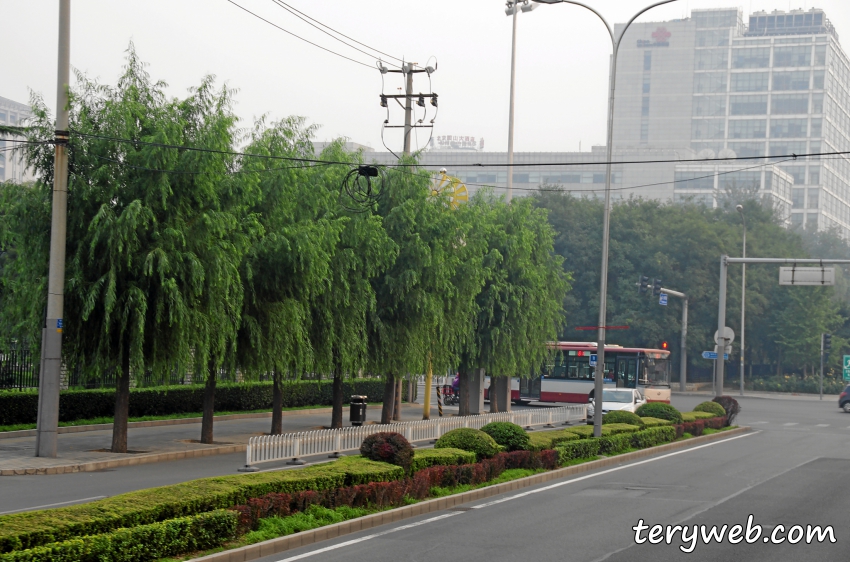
[586,388,645,423]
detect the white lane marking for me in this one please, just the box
[783,422,799,426]
[750,421,768,424]
[815,424,830,427]
[0,496,108,515]
[471,431,759,510]
[273,431,759,561]
[274,513,462,562]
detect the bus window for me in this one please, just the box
[568,355,592,380]
[552,351,567,379]
[640,355,671,386]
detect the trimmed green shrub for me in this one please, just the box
[693,401,726,418]
[0,510,236,562]
[712,395,740,426]
[527,430,580,451]
[602,411,644,427]
[635,402,683,424]
[639,417,673,427]
[480,422,530,451]
[600,423,641,435]
[682,411,717,422]
[0,379,392,426]
[556,439,600,463]
[409,448,476,472]
[631,426,676,448]
[434,428,500,460]
[598,434,633,455]
[0,457,401,553]
[359,432,413,469]
[562,425,609,439]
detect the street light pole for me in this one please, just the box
[505,1,537,203]
[36,0,71,458]
[534,0,677,437]
[736,205,746,396]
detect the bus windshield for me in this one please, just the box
[640,355,671,387]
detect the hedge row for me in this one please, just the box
[409,448,477,472]
[0,379,390,426]
[527,429,580,451]
[557,426,677,463]
[235,449,559,532]
[0,510,236,562]
[0,456,402,553]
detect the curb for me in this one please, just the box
[0,404,396,441]
[190,426,752,562]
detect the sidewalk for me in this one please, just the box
[673,389,841,402]
[0,402,457,476]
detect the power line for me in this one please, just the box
[269,0,402,67]
[226,0,376,70]
[85,152,341,175]
[274,1,404,63]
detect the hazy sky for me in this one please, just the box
[3,0,849,153]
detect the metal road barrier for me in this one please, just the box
[239,405,587,471]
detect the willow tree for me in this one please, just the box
[12,48,259,450]
[461,194,570,413]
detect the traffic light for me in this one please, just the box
[652,278,663,296]
[823,333,832,356]
[639,276,649,294]
[661,341,669,350]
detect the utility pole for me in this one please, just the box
[36,0,71,458]
[379,63,437,158]
[403,63,414,156]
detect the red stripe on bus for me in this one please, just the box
[539,391,590,404]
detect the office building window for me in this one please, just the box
[694,10,739,28]
[791,212,804,227]
[641,96,650,117]
[810,118,822,137]
[809,166,820,184]
[695,49,729,70]
[729,119,767,139]
[696,29,729,47]
[642,75,650,93]
[808,188,819,209]
[813,70,825,89]
[814,44,827,65]
[640,121,649,142]
[730,95,767,115]
[731,72,769,92]
[694,96,727,116]
[772,71,810,90]
[781,166,806,184]
[809,142,821,159]
[0,111,6,123]
[769,140,807,156]
[807,212,819,227]
[812,93,824,113]
[728,142,766,158]
[732,47,770,68]
[771,93,809,114]
[792,188,805,208]
[773,46,812,67]
[674,171,715,190]
[644,51,652,71]
[691,119,725,139]
[770,118,807,138]
[694,72,728,93]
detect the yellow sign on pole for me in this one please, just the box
[431,171,469,209]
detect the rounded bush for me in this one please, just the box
[712,395,741,426]
[435,428,500,459]
[635,402,683,424]
[602,410,644,426]
[480,422,530,451]
[359,432,413,468]
[693,401,726,418]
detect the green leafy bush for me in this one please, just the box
[682,412,717,422]
[712,396,740,426]
[0,510,236,562]
[600,423,641,435]
[639,417,673,427]
[527,430,580,451]
[409,448,476,472]
[434,428,500,460]
[748,375,844,395]
[0,380,391,426]
[480,422,530,451]
[602,411,644,426]
[598,434,633,455]
[359,432,413,469]
[635,403,683,424]
[0,457,400,553]
[556,439,601,462]
[631,426,676,448]
[693,401,726,418]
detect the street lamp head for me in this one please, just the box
[521,2,538,12]
[736,204,744,213]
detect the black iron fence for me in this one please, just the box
[0,349,38,390]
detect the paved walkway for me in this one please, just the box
[0,401,458,475]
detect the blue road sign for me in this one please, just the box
[589,354,598,367]
[701,351,729,360]
[659,293,668,306]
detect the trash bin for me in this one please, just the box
[349,395,367,426]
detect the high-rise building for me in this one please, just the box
[614,7,848,232]
[0,96,35,184]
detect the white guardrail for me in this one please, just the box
[240,405,586,471]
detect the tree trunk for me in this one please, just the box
[381,374,395,424]
[201,364,216,444]
[331,362,344,429]
[500,377,512,412]
[458,368,470,416]
[393,378,403,421]
[111,351,131,453]
[490,377,500,413]
[270,370,282,435]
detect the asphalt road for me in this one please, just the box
[3,392,849,562]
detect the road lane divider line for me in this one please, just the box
[470,431,759,510]
[273,513,463,562]
[0,496,108,515]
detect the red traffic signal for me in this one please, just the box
[661,341,668,349]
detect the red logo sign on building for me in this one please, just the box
[638,26,671,48]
